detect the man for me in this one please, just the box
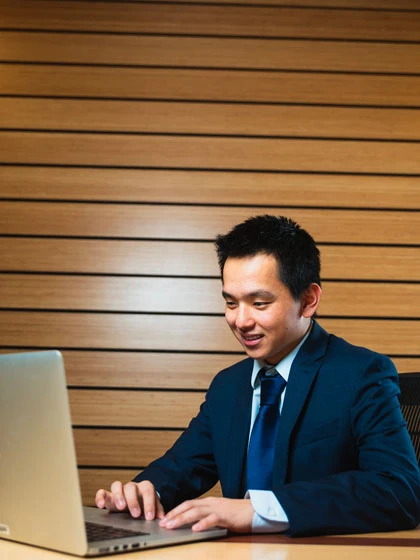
[96,215,420,536]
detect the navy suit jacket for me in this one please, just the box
[134,322,420,536]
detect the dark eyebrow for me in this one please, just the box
[222,290,274,300]
[249,290,275,299]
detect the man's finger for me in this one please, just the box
[139,485,158,520]
[161,501,204,529]
[123,482,142,518]
[110,480,126,510]
[192,513,220,532]
[95,489,107,509]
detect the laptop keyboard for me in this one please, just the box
[85,521,150,543]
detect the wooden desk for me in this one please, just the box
[1,527,419,560]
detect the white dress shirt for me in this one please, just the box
[246,327,311,532]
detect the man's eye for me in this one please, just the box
[254,301,270,308]
[225,301,237,308]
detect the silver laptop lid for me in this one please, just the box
[0,351,88,556]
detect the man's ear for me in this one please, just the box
[301,283,322,318]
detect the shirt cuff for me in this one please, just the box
[246,490,290,533]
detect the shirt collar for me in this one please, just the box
[251,322,312,389]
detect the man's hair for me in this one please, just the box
[215,215,321,300]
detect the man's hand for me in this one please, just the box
[95,480,164,520]
[159,497,254,533]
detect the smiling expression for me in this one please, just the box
[222,253,319,365]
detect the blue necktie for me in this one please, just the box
[246,367,287,490]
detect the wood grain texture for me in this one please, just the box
[69,389,205,428]
[61,351,236,390]
[392,359,420,374]
[0,312,418,355]
[3,132,420,174]
[3,98,420,140]
[3,64,420,107]
[1,202,419,245]
[1,274,419,318]
[2,167,419,210]
[1,238,420,281]
[0,238,220,277]
[2,32,420,74]
[141,0,420,8]
[74,428,183,467]
[1,2,419,41]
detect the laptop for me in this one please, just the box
[0,350,227,556]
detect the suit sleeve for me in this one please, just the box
[274,356,420,536]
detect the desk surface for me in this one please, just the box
[1,527,419,560]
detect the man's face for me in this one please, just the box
[222,253,313,365]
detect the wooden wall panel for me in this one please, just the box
[1,203,418,245]
[1,167,419,209]
[2,238,420,281]
[74,429,183,468]
[2,2,420,41]
[3,65,420,107]
[3,132,420,174]
[1,0,419,505]
[61,351,236,390]
[3,98,420,140]
[2,32,420,74]
[69,390,204,429]
[154,0,419,7]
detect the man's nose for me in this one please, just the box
[235,306,254,329]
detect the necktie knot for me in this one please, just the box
[259,367,287,406]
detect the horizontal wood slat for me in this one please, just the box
[3,132,420,174]
[2,275,419,318]
[1,348,419,382]
[1,238,420,282]
[2,32,420,74]
[3,65,420,107]
[74,428,182,467]
[320,283,420,318]
[0,275,223,314]
[0,312,418,355]
[2,167,419,210]
[1,203,419,245]
[62,351,234,390]
[69,389,204,428]
[394,359,420,373]
[0,238,219,277]
[149,0,420,8]
[1,2,420,41]
[78,469,222,507]
[3,98,420,141]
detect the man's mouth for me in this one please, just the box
[240,334,263,347]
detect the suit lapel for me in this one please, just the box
[273,321,330,484]
[224,359,253,498]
